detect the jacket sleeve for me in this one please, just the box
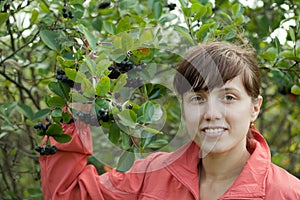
[39,120,142,200]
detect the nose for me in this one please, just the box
[203,97,222,121]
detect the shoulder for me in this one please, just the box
[265,163,300,199]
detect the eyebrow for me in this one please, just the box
[217,87,241,93]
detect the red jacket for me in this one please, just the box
[40,121,300,199]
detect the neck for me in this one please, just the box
[200,140,250,182]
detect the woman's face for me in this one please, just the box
[182,74,262,156]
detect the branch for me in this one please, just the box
[0,30,40,66]
[0,71,40,109]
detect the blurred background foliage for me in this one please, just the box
[0,0,299,199]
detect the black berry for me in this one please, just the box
[166,3,176,11]
[108,68,121,79]
[68,11,74,19]
[44,145,51,155]
[34,122,43,130]
[50,146,57,155]
[126,104,133,109]
[98,2,111,9]
[35,146,43,153]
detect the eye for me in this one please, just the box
[190,95,206,104]
[222,94,236,102]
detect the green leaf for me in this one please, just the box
[120,32,135,52]
[40,30,60,51]
[116,16,131,34]
[117,109,137,128]
[39,1,50,12]
[46,124,63,136]
[96,76,110,96]
[111,74,127,93]
[121,131,131,150]
[159,14,177,24]
[138,101,163,123]
[140,29,154,43]
[52,134,72,143]
[48,82,70,100]
[103,21,116,34]
[191,3,206,19]
[30,9,39,24]
[232,3,242,17]
[289,27,295,43]
[291,85,300,95]
[172,25,195,45]
[0,102,17,117]
[51,109,62,118]
[219,11,232,23]
[77,24,97,50]
[62,112,71,123]
[85,57,96,75]
[260,47,277,61]
[119,0,138,9]
[47,96,65,108]
[0,13,9,27]
[94,98,110,111]
[116,150,135,172]
[143,126,162,134]
[109,123,121,144]
[147,139,168,148]
[70,92,90,103]
[17,103,34,120]
[65,68,87,83]
[32,109,51,121]
[153,2,163,19]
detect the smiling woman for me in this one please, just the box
[38,41,300,200]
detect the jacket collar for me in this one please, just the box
[164,129,270,199]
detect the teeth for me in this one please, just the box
[204,128,224,133]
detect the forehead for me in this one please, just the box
[183,75,246,96]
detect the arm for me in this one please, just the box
[39,119,146,200]
[39,120,105,199]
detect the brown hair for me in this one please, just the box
[173,41,261,100]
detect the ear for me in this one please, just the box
[251,95,263,121]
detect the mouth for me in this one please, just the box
[201,127,228,137]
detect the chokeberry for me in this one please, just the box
[108,68,121,79]
[126,104,133,109]
[98,2,111,9]
[35,146,43,153]
[57,68,65,75]
[40,148,46,155]
[44,145,52,155]
[50,146,57,154]
[166,3,176,11]
[68,11,74,19]
[34,122,43,130]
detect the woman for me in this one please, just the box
[39,41,300,199]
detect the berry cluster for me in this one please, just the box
[97,108,110,122]
[98,2,111,9]
[76,108,111,126]
[108,61,146,79]
[34,121,52,131]
[35,145,57,155]
[76,111,99,126]
[34,121,57,155]
[56,68,75,87]
[62,7,74,19]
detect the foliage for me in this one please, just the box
[0,0,299,199]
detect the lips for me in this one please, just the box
[201,127,228,137]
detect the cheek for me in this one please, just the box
[183,104,202,133]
